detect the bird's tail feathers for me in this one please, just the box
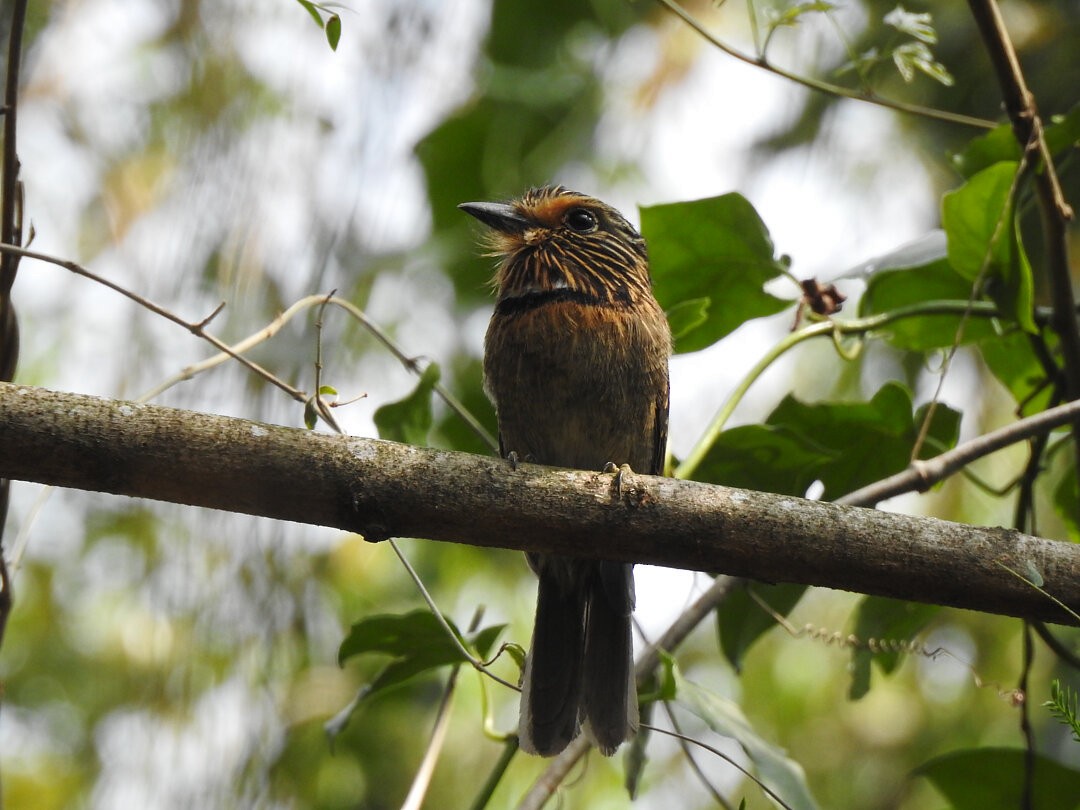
[518,572,586,756]
[582,564,637,755]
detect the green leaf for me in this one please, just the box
[675,669,821,810]
[502,642,527,671]
[1046,102,1080,155]
[623,699,652,799]
[654,650,679,701]
[642,194,790,354]
[859,256,997,350]
[338,610,505,697]
[664,297,710,342]
[942,161,1036,332]
[373,364,440,445]
[848,597,939,699]
[955,102,1080,178]
[717,582,807,672]
[767,383,961,497]
[1053,452,1080,543]
[469,624,507,660]
[1045,680,1080,742]
[696,383,960,499]
[916,748,1080,810]
[978,328,1054,414]
[1008,216,1037,333]
[951,124,1019,179]
[695,423,834,495]
[325,14,341,50]
[943,162,1016,281]
[296,0,324,28]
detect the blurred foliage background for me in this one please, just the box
[2,0,1080,808]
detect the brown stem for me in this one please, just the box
[0,0,25,293]
[966,0,1080,477]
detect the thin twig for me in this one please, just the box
[389,539,518,692]
[1032,622,1080,672]
[142,291,497,451]
[1019,622,1035,810]
[838,397,1080,506]
[400,608,486,810]
[311,292,343,433]
[658,702,734,808]
[0,242,307,401]
[653,0,997,130]
[0,243,498,450]
[331,295,498,452]
[642,724,793,810]
[468,739,520,810]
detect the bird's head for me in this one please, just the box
[459,186,651,306]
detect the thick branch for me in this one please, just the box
[1,382,1078,625]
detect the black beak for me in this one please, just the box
[458,201,531,234]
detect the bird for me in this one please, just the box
[459,185,671,756]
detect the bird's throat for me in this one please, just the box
[494,288,615,317]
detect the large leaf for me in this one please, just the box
[916,748,1080,810]
[859,256,997,350]
[951,124,1019,179]
[766,383,961,498]
[941,161,1035,332]
[695,422,835,495]
[642,194,790,354]
[373,363,439,445]
[847,596,940,699]
[338,610,505,697]
[696,383,961,499]
[675,669,820,810]
[952,101,1080,178]
[977,327,1055,414]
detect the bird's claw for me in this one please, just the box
[605,462,635,499]
[506,450,520,471]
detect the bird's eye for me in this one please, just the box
[564,208,598,233]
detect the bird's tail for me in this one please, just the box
[518,570,586,756]
[582,561,638,755]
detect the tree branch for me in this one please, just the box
[966,0,1080,473]
[838,397,1080,507]
[1,382,1078,625]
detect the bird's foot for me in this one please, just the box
[506,450,520,471]
[604,462,634,498]
[605,462,651,507]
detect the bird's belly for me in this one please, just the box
[484,300,664,472]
